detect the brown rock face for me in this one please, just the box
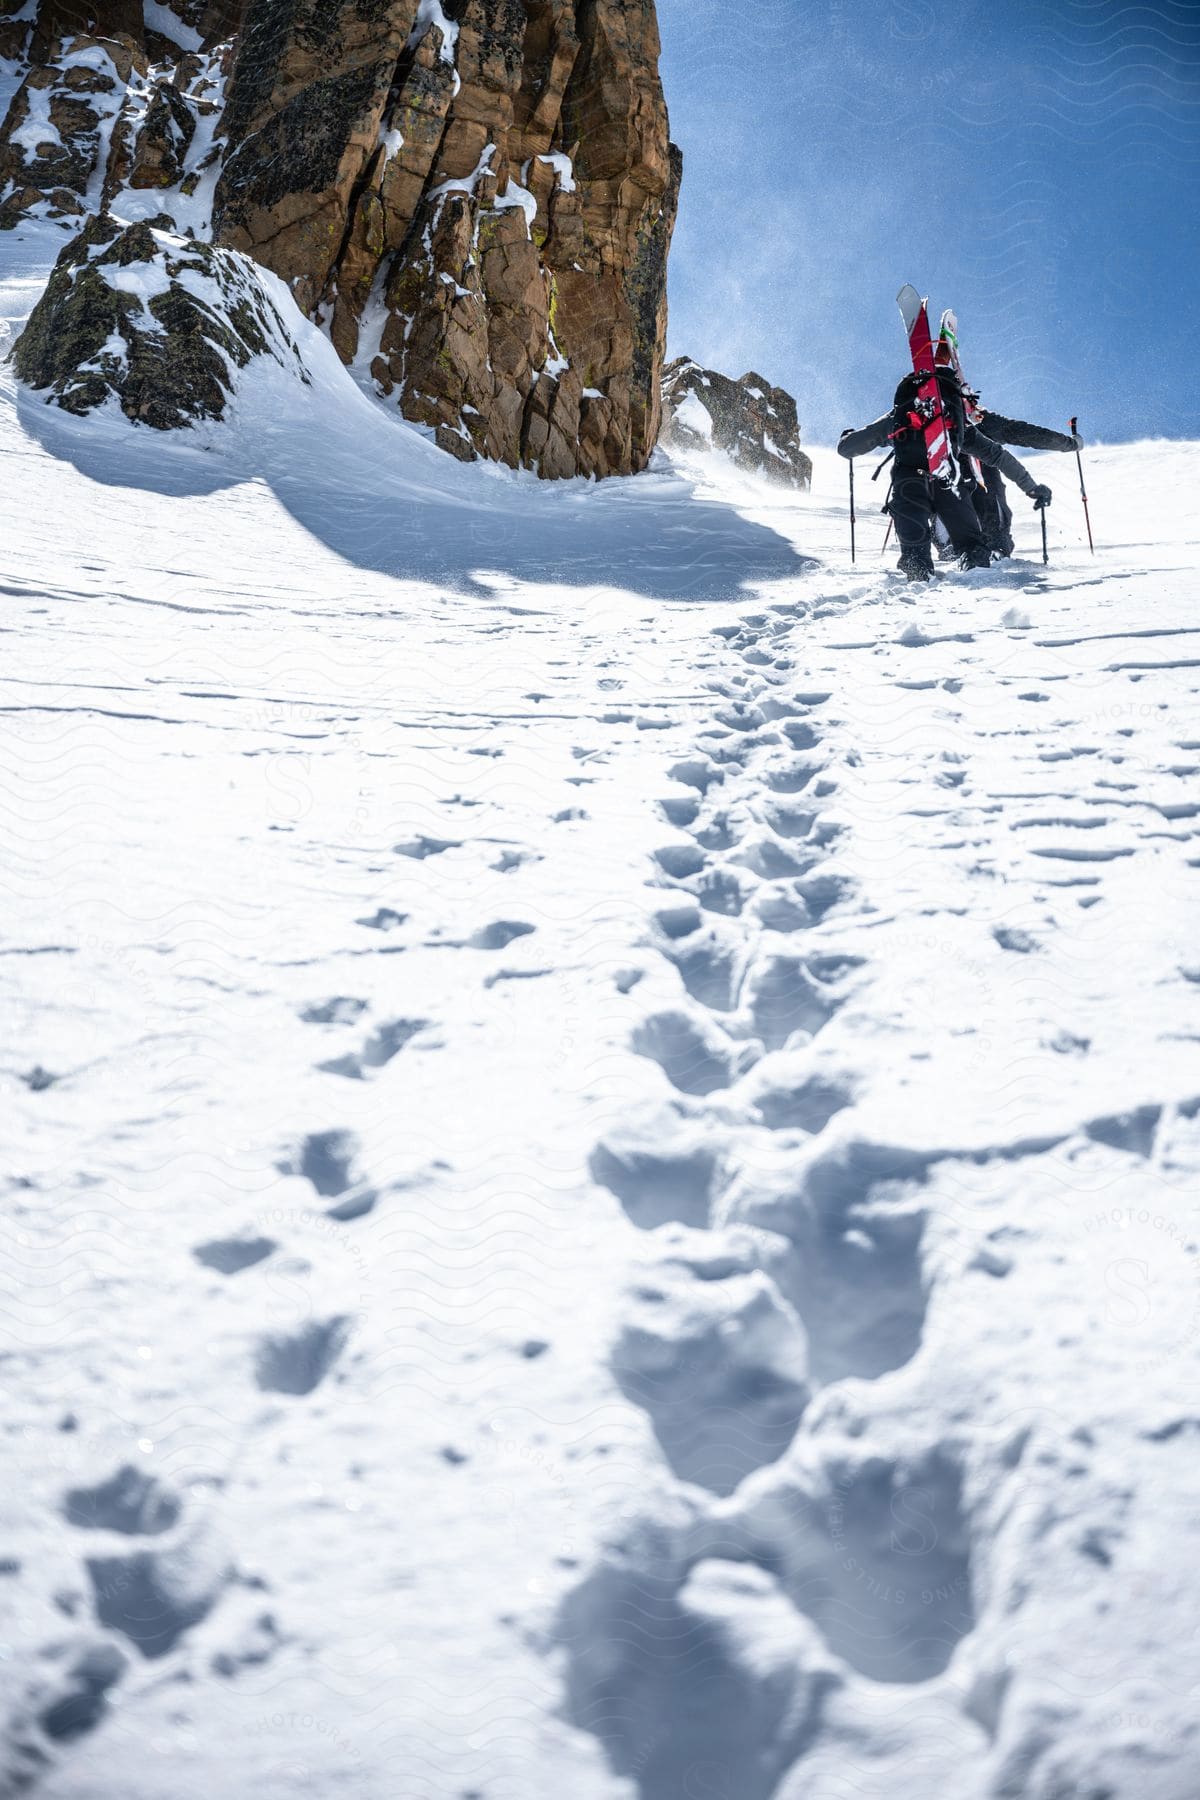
[2,0,680,479]
[214,0,681,478]
[0,3,229,231]
[661,358,814,490]
[0,29,138,228]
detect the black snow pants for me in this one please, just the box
[889,470,988,565]
[973,466,1015,556]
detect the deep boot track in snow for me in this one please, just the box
[2,221,1200,1799]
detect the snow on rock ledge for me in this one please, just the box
[11,210,309,426]
[662,356,813,489]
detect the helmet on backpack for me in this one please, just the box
[892,365,965,410]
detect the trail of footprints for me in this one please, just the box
[11,831,555,1784]
[565,605,979,1793]
[19,605,1191,1794]
[572,619,1200,1794]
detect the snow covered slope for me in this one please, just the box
[3,219,1199,1799]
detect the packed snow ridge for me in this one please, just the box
[2,216,1199,1799]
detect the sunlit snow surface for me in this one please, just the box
[2,219,1200,1799]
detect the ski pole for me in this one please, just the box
[1070,416,1095,553]
[882,519,893,554]
[849,458,857,563]
[1040,505,1049,566]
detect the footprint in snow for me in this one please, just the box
[558,1557,835,1800]
[762,800,815,840]
[653,843,706,879]
[993,926,1042,954]
[691,811,736,851]
[299,995,368,1023]
[748,1069,855,1134]
[87,1528,232,1658]
[355,907,407,931]
[796,870,856,924]
[694,867,748,917]
[284,1128,359,1197]
[492,848,540,873]
[38,1642,129,1743]
[64,1465,182,1536]
[668,757,724,795]
[1086,1104,1162,1158]
[752,888,810,931]
[394,835,459,859]
[254,1315,352,1397]
[590,1108,719,1238]
[193,1235,276,1274]
[318,1016,430,1078]
[631,1009,738,1097]
[282,1129,380,1218]
[670,930,741,1013]
[654,902,703,941]
[659,794,699,828]
[468,920,535,951]
[612,1261,809,1495]
[740,953,841,1051]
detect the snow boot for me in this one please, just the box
[898,549,934,582]
[960,545,993,571]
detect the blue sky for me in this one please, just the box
[657,0,1200,444]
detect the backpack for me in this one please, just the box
[890,367,967,468]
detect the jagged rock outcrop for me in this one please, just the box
[212,0,681,478]
[0,0,32,62]
[661,357,813,490]
[2,0,681,479]
[0,27,137,228]
[12,209,309,423]
[0,2,232,231]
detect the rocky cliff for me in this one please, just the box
[1,0,681,478]
[661,357,813,489]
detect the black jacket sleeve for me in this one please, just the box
[966,427,1042,496]
[978,411,1081,452]
[837,414,893,459]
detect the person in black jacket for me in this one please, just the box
[838,368,1052,580]
[965,397,1081,556]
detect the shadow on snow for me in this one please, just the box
[12,373,814,605]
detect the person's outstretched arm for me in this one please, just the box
[837,415,893,459]
[968,429,1052,505]
[979,411,1081,453]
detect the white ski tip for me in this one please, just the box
[897,284,927,334]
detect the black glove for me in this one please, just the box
[1030,484,1052,510]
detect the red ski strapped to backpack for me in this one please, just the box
[896,284,960,487]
